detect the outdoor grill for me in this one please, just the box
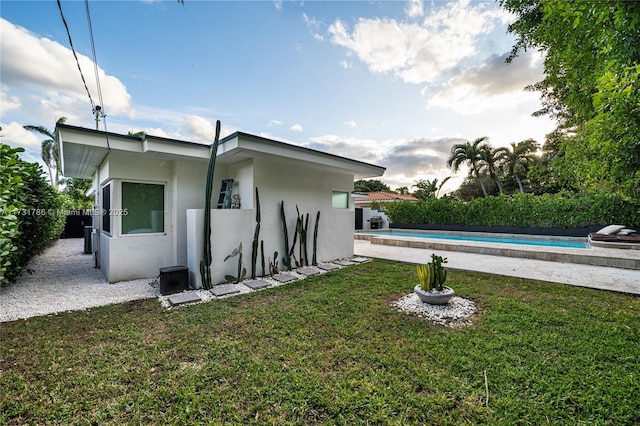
[369,216,383,229]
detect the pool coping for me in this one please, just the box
[355,231,640,270]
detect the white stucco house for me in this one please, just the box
[57,123,385,287]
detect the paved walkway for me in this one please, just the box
[355,240,640,295]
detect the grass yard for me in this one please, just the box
[1,259,638,425]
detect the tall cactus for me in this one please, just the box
[312,211,320,265]
[199,120,221,290]
[280,201,291,270]
[251,187,261,279]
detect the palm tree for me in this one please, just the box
[495,139,540,193]
[395,186,410,195]
[435,176,452,198]
[447,137,490,197]
[479,145,504,195]
[24,117,67,188]
[412,179,438,200]
[412,177,452,200]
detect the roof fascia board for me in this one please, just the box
[222,132,385,177]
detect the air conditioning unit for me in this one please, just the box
[159,265,189,295]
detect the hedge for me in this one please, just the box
[383,193,640,229]
[0,144,65,286]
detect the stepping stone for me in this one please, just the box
[351,257,369,263]
[297,267,321,277]
[244,280,271,290]
[210,284,241,297]
[272,273,298,283]
[334,260,356,266]
[318,263,340,271]
[168,292,201,307]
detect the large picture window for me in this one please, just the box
[122,182,165,234]
[332,191,349,209]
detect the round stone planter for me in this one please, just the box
[414,285,455,305]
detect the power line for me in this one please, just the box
[56,0,95,111]
[85,0,107,132]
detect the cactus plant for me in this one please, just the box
[280,201,291,270]
[224,242,246,283]
[312,211,320,265]
[260,240,266,278]
[199,120,221,290]
[268,251,279,277]
[417,254,448,292]
[251,187,261,279]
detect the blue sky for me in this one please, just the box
[1,0,555,192]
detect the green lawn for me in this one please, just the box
[1,260,638,425]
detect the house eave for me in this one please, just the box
[57,124,385,180]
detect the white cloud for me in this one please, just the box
[291,123,304,132]
[328,0,510,84]
[268,119,282,127]
[273,0,283,11]
[303,13,324,41]
[406,0,424,18]
[307,134,384,164]
[343,120,357,128]
[0,19,133,132]
[183,115,217,142]
[339,60,352,70]
[428,51,545,114]
[0,89,21,113]
[0,122,42,150]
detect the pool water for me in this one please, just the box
[362,231,588,249]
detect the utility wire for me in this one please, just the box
[85,0,106,130]
[57,0,95,111]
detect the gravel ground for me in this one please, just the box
[391,294,477,327]
[0,239,157,322]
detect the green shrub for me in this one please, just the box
[0,144,65,286]
[384,193,640,228]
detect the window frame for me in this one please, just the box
[101,182,112,235]
[331,190,350,209]
[120,180,166,236]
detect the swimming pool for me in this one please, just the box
[358,230,589,249]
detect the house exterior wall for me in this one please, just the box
[94,152,177,283]
[253,157,355,268]
[186,156,355,288]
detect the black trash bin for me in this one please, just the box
[83,226,92,254]
[159,265,189,295]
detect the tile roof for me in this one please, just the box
[355,191,419,202]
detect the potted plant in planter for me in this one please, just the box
[414,254,455,305]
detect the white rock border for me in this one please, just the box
[391,293,477,327]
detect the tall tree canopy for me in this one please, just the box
[447,137,491,197]
[354,179,391,192]
[500,0,640,199]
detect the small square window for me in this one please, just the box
[332,191,349,209]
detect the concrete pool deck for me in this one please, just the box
[354,239,640,295]
[355,232,640,270]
